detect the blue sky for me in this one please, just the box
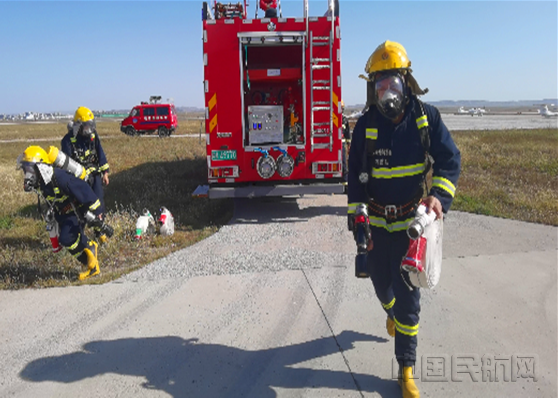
[1,1,556,114]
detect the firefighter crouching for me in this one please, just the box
[62,106,110,242]
[347,40,461,397]
[16,146,113,281]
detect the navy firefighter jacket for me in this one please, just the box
[347,98,461,230]
[61,132,109,176]
[39,167,103,220]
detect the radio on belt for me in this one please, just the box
[248,105,284,144]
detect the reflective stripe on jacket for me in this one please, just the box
[347,98,461,216]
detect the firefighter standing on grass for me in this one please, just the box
[347,41,461,397]
[16,146,107,280]
[61,106,110,242]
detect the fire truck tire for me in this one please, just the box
[125,126,136,136]
[158,126,169,138]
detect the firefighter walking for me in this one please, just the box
[62,106,110,217]
[347,41,461,397]
[16,146,111,280]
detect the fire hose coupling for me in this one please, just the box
[353,204,371,278]
[272,146,295,178]
[254,147,276,179]
[402,203,437,275]
[84,211,114,238]
[407,203,436,240]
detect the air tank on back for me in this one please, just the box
[47,146,88,180]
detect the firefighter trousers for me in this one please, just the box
[57,213,90,259]
[367,227,420,367]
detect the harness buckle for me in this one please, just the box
[384,205,398,219]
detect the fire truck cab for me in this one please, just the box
[194,0,345,199]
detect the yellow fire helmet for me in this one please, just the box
[74,106,95,123]
[360,40,428,97]
[365,40,411,75]
[16,145,50,172]
[22,145,50,164]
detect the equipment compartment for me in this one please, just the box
[242,43,304,145]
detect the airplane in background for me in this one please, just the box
[468,107,486,116]
[456,106,486,116]
[345,110,363,119]
[538,104,558,118]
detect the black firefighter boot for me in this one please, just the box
[77,241,100,280]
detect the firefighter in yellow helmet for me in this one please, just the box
[348,41,461,398]
[62,107,110,242]
[16,145,113,280]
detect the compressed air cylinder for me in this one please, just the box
[47,146,87,180]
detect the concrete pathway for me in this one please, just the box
[0,195,555,397]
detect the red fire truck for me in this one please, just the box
[194,0,345,199]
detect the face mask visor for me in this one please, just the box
[374,72,406,120]
[20,161,38,191]
[73,120,96,140]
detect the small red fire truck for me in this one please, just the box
[194,0,345,199]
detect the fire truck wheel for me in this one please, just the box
[125,126,136,136]
[158,126,169,138]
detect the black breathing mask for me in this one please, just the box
[374,72,407,120]
[73,120,96,141]
[21,163,39,192]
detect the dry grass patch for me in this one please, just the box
[1,120,232,289]
[2,122,556,289]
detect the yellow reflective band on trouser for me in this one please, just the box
[99,163,109,172]
[348,202,366,214]
[85,150,90,157]
[369,216,414,232]
[372,163,425,179]
[416,115,428,129]
[89,200,101,211]
[394,317,419,336]
[46,195,69,202]
[382,297,395,310]
[432,176,456,197]
[366,128,378,140]
[69,234,81,251]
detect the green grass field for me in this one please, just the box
[0,120,556,289]
[451,129,558,224]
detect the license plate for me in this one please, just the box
[212,150,237,161]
